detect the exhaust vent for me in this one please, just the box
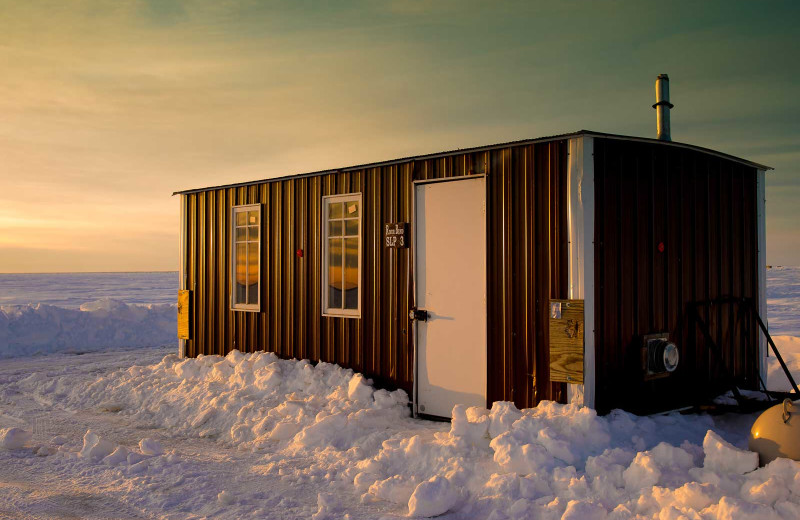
[653,74,674,141]
[642,332,679,379]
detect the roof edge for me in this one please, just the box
[173,130,773,196]
[582,130,773,172]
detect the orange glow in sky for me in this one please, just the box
[1,1,798,272]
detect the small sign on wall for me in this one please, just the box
[385,223,408,248]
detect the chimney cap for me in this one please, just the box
[653,75,674,109]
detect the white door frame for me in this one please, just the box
[411,174,488,418]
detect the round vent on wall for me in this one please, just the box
[642,334,680,378]
[649,339,679,373]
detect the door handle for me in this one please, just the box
[409,308,429,322]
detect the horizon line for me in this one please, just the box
[0,270,179,275]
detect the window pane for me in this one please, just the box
[248,225,259,241]
[346,201,359,217]
[235,243,247,304]
[328,238,342,309]
[247,244,258,305]
[236,211,246,226]
[343,237,358,310]
[247,243,259,304]
[328,202,343,219]
[248,210,258,225]
[236,227,247,242]
[345,219,358,236]
[328,220,343,237]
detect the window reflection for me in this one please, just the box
[328,238,342,308]
[325,196,360,314]
[233,205,260,309]
[343,237,358,309]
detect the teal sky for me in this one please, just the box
[1,0,798,272]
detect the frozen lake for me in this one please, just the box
[0,267,797,333]
[765,266,800,336]
[0,272,178,308]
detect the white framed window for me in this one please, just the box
[322,193,362,317]
[231,204,261,311]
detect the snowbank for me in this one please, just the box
[768,336,800,392]
[0,298,176,358]
[0,425,175,472]
[22,349,409,452]
[0,427,31,450]
[17,349,800,519]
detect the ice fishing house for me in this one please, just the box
[174,75,772,415]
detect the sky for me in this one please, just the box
[1,0,798,272]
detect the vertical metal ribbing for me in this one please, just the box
[521,146,531,407]
[299,178,307,360]
[374,167,382,376]
[188,193,197,357]
[198,192,206,355]
[285,180,294,358]
[208,190,216,354]
[274,183,283,357]
[178,194,187,358]
[216,189,225,353]
[183,140,574,405]
[546,144,555,401]
[259,183,268,353]
[402,162,412,384]
[502,148,513,402]
[388,165,396,379]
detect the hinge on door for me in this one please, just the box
[482,201,486,216]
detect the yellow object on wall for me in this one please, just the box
[549,299,584,384]
[178,290,191,340]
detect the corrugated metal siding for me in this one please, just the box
[593,138,759,413]
[182,140,568,409]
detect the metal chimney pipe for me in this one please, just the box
[653,74,674,141]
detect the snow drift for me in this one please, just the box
[0,298,176,358]
[17,349,800,519]
[769,336,800,392]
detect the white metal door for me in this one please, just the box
[415,176,487,418]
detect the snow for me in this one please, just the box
[0,268,798,518]
[1,427,32,450]
[139,437,163,456]
[703,430,759,475]
[0,298,176,358]
[79,429,117,461]
[2,347,800,519]
[768,336,800,392]
[218,490,236,506]
[767,267,800,337]
[407,476,462,517]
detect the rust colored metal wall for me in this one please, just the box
[593,138,759,413]
[181,140,568,409]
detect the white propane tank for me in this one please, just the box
[749,399,800,466]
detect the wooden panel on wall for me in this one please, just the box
[549,299,584,384]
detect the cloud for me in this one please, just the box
[1,0,799,271]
